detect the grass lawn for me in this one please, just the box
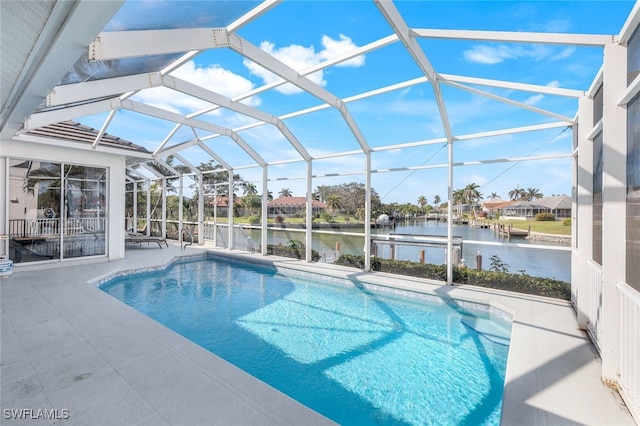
[207,215,364,225]
[497,219,571,235]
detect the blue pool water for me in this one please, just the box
[100,256,512,425]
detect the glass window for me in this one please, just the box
[593,132,603,265]
[628,26,640,86]
[593,85,604,126]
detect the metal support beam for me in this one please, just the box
[228,170,234,250]
[374,0,454,142]
[411,28,612,46]
[198,173,204,245]
[306,160,313,262]
[447,140,454,285]
[365,152,372,272]
[443,80,574,123]
[92,109,117,149]
[440,74,585,98]
[261,166,268,256]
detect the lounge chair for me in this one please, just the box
[125,232,168,249]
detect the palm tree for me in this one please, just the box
[279,188,292,197]
[508,187,526,201]
[452,189,465,206]
[489,192,500,199]
[417,195,428,215]
[325,194,342,219]
[242,182,258,195]
[433,195,441,212]
[462,183,482,205]
[462,183,482,219]
[242,193,261,216]
[525,187,543,201]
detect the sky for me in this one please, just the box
[74,0,636,205]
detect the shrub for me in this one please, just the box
[267,240,321,262]
[247,215,260,225]
[275,215,285,224]
[334,255,570,300]
[562,218,571,226]
[488,254,510,273]
[535,212,556,221]
[320,212,332,222]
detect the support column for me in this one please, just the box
[228,170,234,250]
[305,160,313,262]
[213,185,218,247]
[146,180,151,236]
[575,96,594,330]
[198,173,204,245]
[178,175,183,246]
[133,182,138,233]
[365,152,372,271]
[261,166,268,255]
[1,158,8,257]
[161,178,167,238]
[446,140,454,284]
[600,41,627,382]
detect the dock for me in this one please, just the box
[494,223,530,238]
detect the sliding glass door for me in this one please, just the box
[8,159,107,264]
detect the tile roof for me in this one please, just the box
[268,196,327,208]
[22,120,150,154]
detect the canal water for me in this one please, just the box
[253,220,571,282]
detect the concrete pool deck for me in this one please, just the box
[1,244,634,425]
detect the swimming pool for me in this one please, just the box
[100,255,512,425]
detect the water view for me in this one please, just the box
[254,220,571,282]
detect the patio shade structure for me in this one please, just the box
[1,1,640,420]
[4,0,633,277]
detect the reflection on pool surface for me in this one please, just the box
[100,256,512,425]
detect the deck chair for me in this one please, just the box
[125,232,168,249]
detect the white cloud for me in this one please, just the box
[244,35,363,94]
[131,86,199,114]
[542,19,572,33]
[130,61,260,116]
[319,34,365,67]
[172,61,258,104]
[463,45,517,65]
[524,94,545,105]
[546,80,561,88]
[463,44,555,65]
[550,47,576,61]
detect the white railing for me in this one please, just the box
[618,282,640,423]
[203,222,224,247]
[571,250,579,306]
[9,218,104,238]
[585,259,603,350]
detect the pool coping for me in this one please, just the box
[1,244,634,425]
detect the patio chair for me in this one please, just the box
[125,232,168,249]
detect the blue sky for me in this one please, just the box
[76,0,636,204]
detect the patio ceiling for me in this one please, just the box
[1,0,636,183]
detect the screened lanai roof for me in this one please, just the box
[2,0,639,199]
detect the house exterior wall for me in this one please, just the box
[0,139,126,262]
[575,16,640,421]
